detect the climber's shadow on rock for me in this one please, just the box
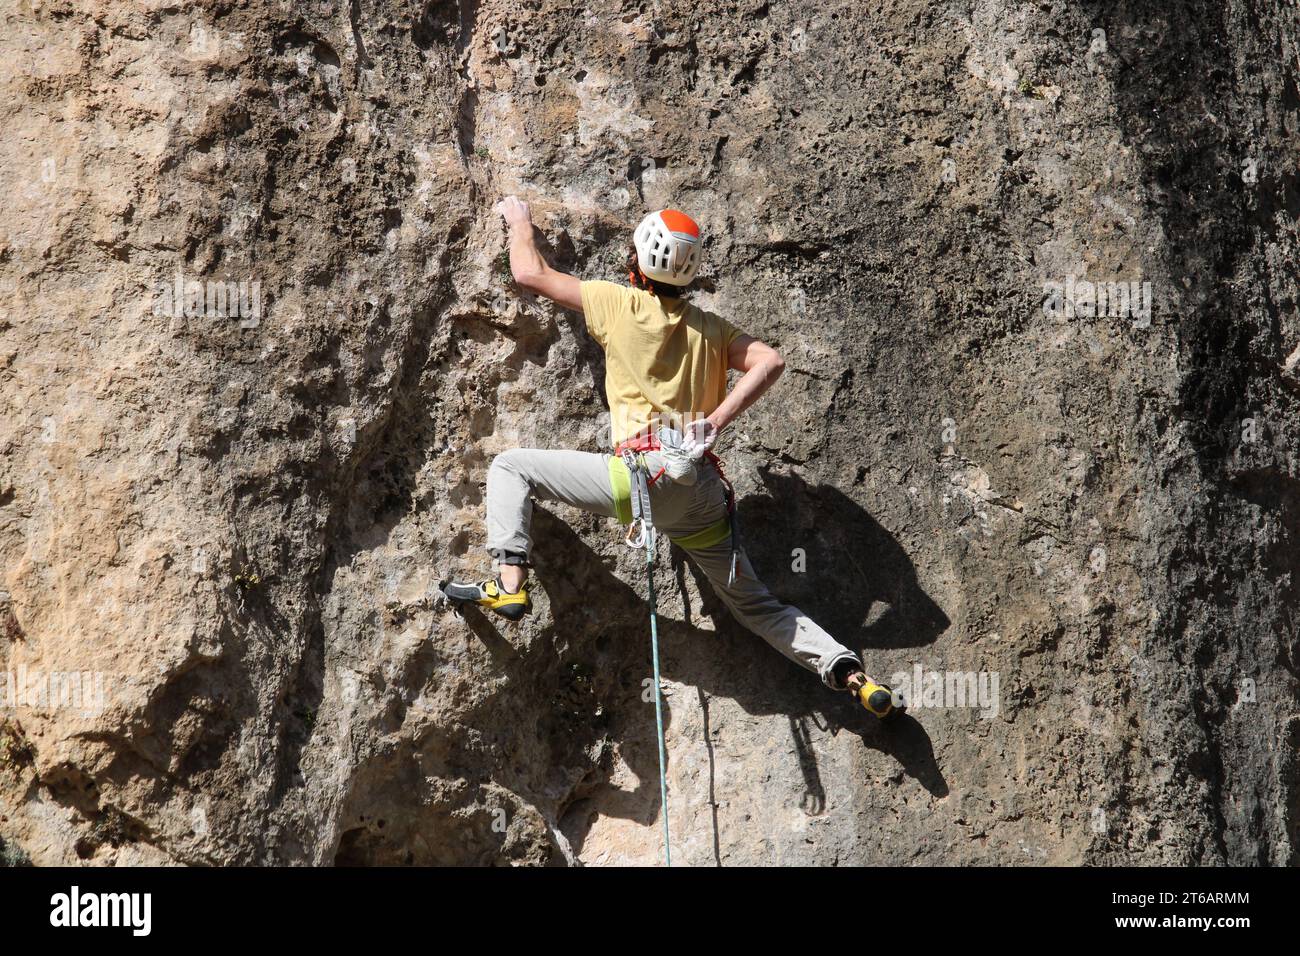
[525,469,950,860]
[661,576,950,803]
[669,467,950,800]
[735,467,950,652]
[445,599,519,666]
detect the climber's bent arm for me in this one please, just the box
[508,227,582,310]
[708,334,786,433]
[497,195,583,312]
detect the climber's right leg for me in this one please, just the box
[442,448,617,619]
[683,541,903,717]
[684,541,863,688]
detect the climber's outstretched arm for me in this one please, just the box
[707,334,786,433]
[495,195,583,312]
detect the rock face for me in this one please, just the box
[1,0,1297,866]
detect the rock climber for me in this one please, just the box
[440,196,902,718]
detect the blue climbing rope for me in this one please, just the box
[622,449,671,867]
[644,531,671,867]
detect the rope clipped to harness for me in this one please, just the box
[619,449,671,867]
[621,449,656,552]
[616,433,742,585]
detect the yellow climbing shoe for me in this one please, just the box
[439,576,531,622]
[857,679,904,719]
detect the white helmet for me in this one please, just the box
[633,209,701,286]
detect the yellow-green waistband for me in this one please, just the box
[608,454,732,550]
[667,516,732,550]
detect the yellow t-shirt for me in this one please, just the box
[580,280,744,447]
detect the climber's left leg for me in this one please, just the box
[441,448,617,619]
[484,447,617,564]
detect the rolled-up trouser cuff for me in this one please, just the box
[821,650,864,690]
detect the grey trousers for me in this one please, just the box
[485,447,862,690]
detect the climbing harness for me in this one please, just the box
[613,433,742,585]
[618,447,672,866]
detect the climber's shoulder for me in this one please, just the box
[579,279,639,310]
[579,279,641,343]
[675,299,746,355]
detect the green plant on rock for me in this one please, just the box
[295,707,316,731]
[1017,76,1044,98]
[0,722,34,774]
[493,249,513,283]
[234,569,261,590]
[0,836,32,867]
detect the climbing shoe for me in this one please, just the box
[438,576,531,622]
[857,679,905,720]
